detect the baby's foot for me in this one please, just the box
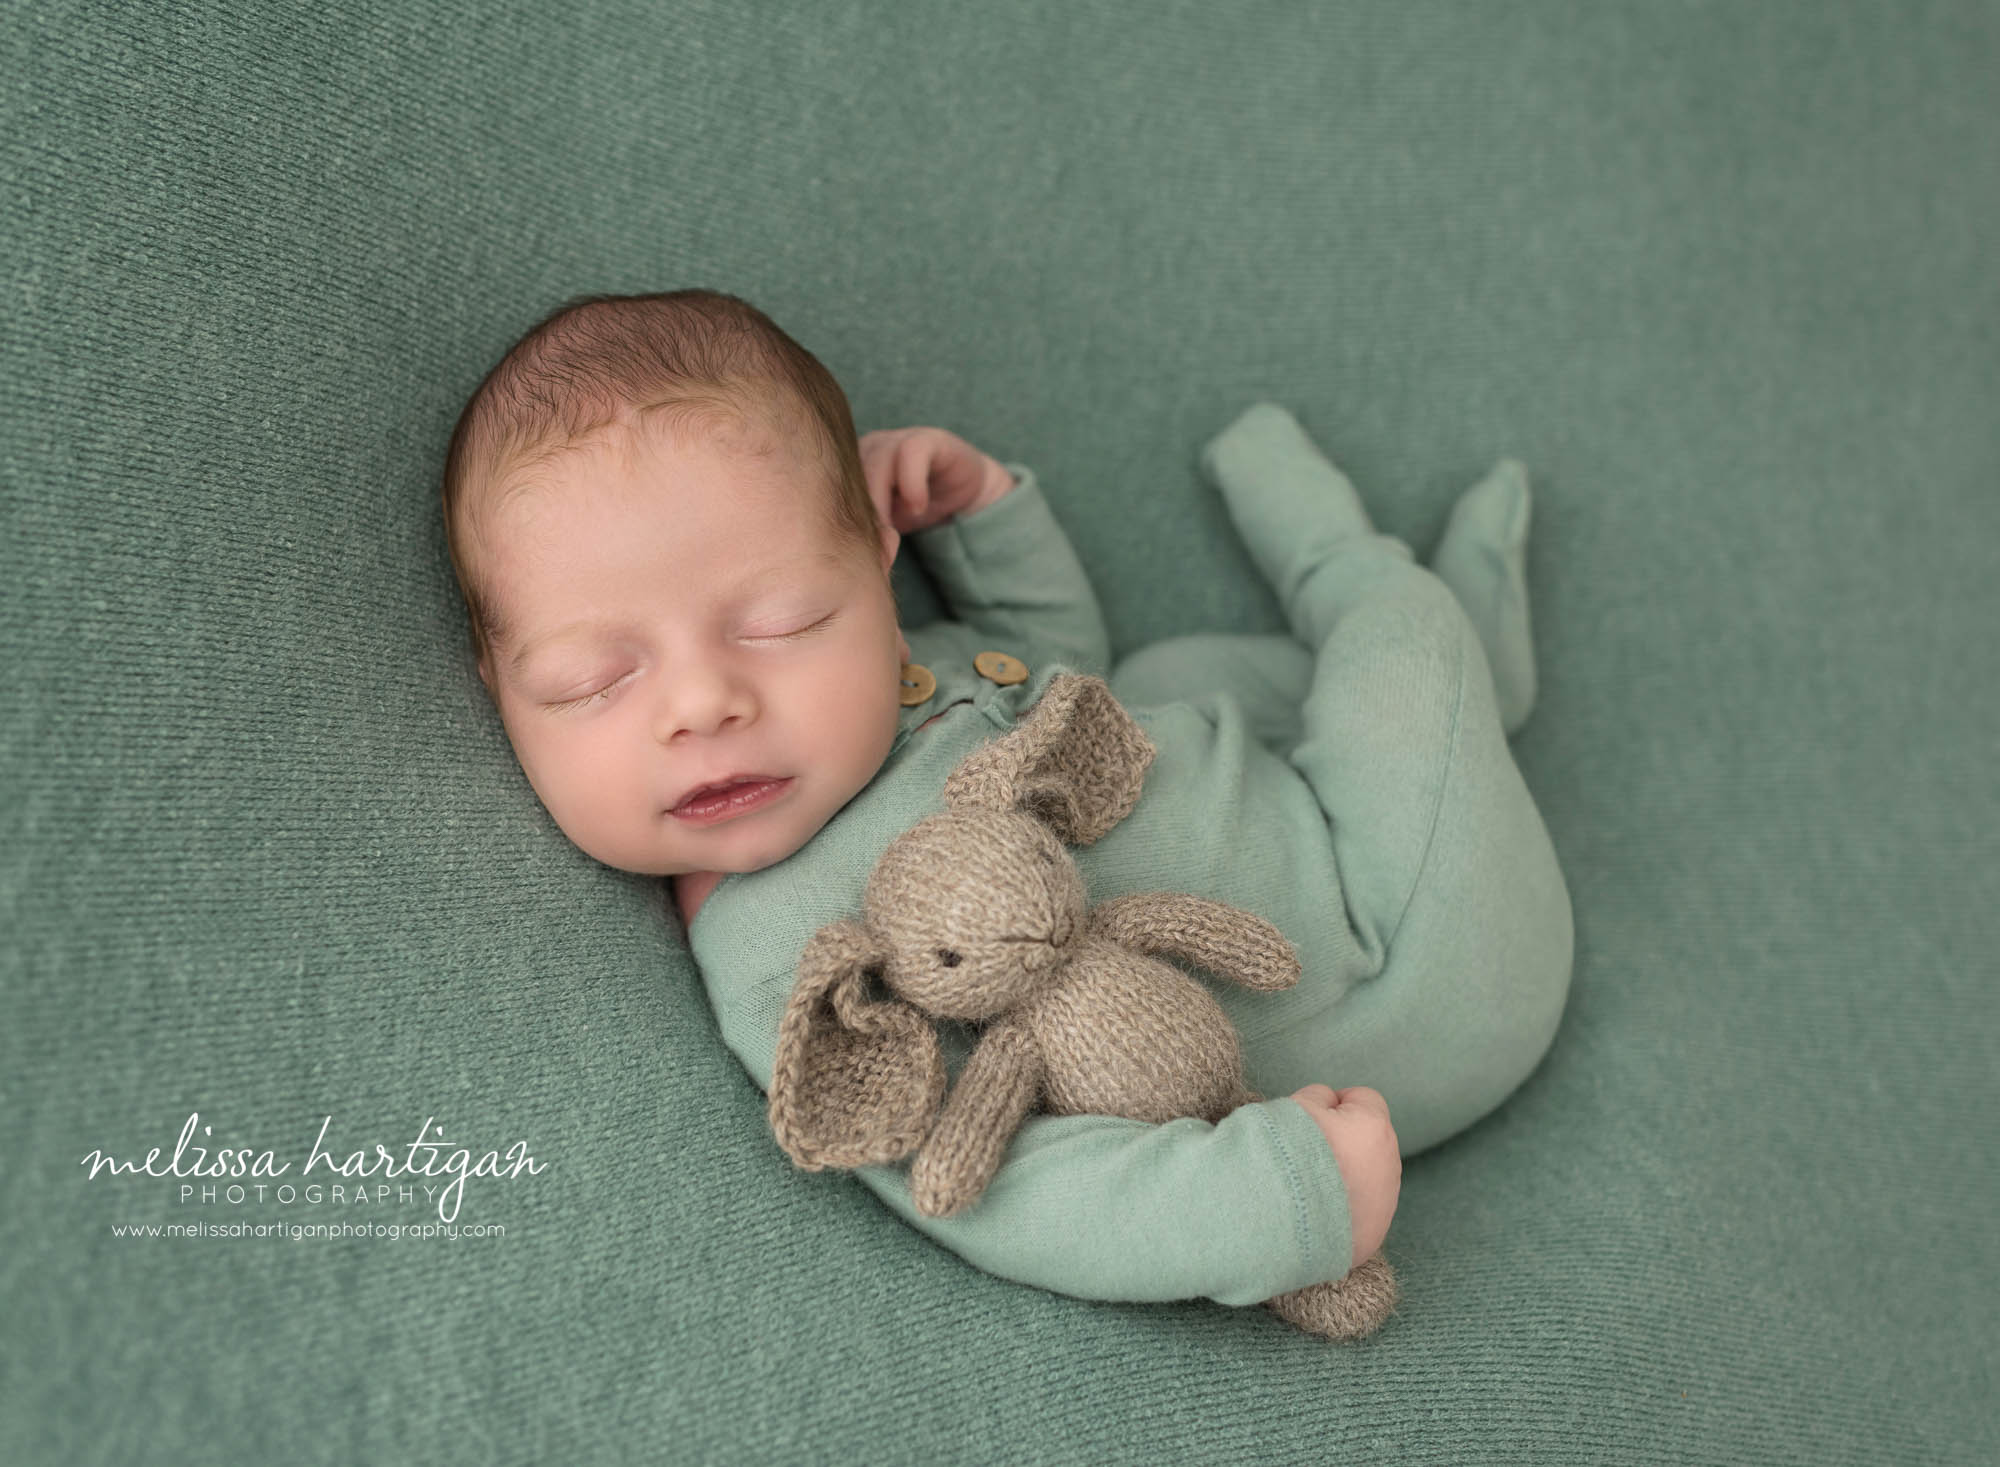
[1428,458,1538,735]
[1198,402,1379,615]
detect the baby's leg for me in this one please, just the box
[1200,403,1573,1153]
[1109,633,1313,759]
[1201,403,1462,966]
[1108,458,1540,751]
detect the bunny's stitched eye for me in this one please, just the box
[937,949,961,968]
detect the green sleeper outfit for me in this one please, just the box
[688,402,1575,1309]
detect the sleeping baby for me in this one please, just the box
[440,288,1574,1317]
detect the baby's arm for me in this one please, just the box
[723,976,1357,1306]
[857,1094,1358,1307]
[898,451,1114,682]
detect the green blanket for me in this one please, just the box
[5,3,1995,1462]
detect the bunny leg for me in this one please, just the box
[1200,1083,1266,1125]
[907,1020,1043,1219]
[1262,1252,1400,1342]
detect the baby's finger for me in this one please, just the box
[858,433,907,523]
[1331,1086,1389,1117]
[857,431,897,496]
[894,432,937,519]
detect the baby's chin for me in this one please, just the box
[583,820,805,881]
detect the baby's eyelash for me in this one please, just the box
[543,615,837,712]
[548,679,624,713]
[759,612,836,643]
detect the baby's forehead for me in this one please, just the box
[481,463,821,554]
[497,404,807,501]
[473,436,854,578]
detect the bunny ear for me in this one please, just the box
[941,673,1156,845]
[768,918,948,1171]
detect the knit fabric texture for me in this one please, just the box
[7,3,1996,1463]
[767,672,1398,1338]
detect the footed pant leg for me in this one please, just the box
[1201,402,1464,970]
[1199,403,1574,1154]
[1109,452,1542,750]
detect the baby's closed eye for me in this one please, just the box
[548,673,633,712]
[539,613,843,712]
[748,611,838,642]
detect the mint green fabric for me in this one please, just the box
[694,434,1568,1311]
[703,468,1364,1307]
[6,3,1996,1464]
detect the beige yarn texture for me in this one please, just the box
[767,673,1399,1342]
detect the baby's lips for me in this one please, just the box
[671,773,787,810]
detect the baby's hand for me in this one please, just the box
[859,426,1015,534]
[1289,1083,1402,1273]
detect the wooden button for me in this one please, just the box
[898,662,937,706]
[974,650,1029,685]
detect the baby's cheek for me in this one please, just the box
[557,734,641,833]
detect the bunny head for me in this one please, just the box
[767,673,1157,1171]
[858,808,1086,1020]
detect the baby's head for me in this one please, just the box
[442,289,909,878]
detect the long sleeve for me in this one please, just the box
[709,958,1357,1308]
[904,462,1113,680]
[850,1093,1356,1308]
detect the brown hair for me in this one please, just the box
[440,288,885,671]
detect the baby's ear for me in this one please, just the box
[877,516,901,575]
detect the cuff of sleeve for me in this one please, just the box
[904,462,1048,588]
[969,461,1032,520]
[1261,1097,1355,1290]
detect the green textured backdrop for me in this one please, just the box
[5,2,1996,1463]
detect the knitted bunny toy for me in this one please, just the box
[767,672,1399,1342]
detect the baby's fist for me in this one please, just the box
[1290,1083,1402,1273]
[858,426,1013,535]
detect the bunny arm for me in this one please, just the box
[907,1014,1045,1219]
[1087,892,1302,993]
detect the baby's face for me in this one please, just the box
[471,416,907,878]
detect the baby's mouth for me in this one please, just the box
[669,775,795,824]
[677,776,769,807]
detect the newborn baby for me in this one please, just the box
[442,288,1574,1312]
